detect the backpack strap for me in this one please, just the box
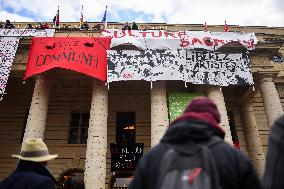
[202,136,224,189]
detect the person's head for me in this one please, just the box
[12,138,58,163]
[184,96,221,123]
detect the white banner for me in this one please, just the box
[0,37,20,99]
[101,29,258,51]
[107,50,254,86]
[0,29,55,101]
[0,29,55,37]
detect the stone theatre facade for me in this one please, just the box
[0,22,283,189]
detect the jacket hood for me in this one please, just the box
[161,112,225,145]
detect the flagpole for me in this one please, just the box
[105,6,108,29]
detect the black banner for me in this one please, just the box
[110,143,144,172]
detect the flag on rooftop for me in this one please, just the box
[53,6,60,27]
[102,6,108,29]
[80,5,84,27]
[204,21,208,31]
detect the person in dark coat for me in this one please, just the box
[129,96,260,189]
[0,138,58,189]
[132,22,138,30]
[262,114,284,189]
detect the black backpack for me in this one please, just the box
[158,137,223,189]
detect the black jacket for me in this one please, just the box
[262,115,284,189]
[129,113,260,189]
[0,160,57,189]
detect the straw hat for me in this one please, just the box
[12,138,58,162]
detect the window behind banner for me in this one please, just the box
[68,112,89,144]
[116,112,136,144]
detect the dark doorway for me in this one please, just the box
[116,112,136,144]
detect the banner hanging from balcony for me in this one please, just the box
[0,37,20,100]
[0,29,55,37]
[0,29,55,101]
[24,37,111,81]
[107,50,254,86]
[101,29,258,51]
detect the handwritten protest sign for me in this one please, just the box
[101,29,258,51]
[110,143,144,172]
[0,29,55,37]
[24,37,111,81]
[107,50,253,86]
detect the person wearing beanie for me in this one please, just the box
[129,96,260,189]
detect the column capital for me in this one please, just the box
[256,71,279,84]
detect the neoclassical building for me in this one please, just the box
[0,22,283,189]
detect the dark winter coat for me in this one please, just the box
[0,160,57,189]
[129,112,260,189]
[262,114,284,189]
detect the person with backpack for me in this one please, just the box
[129,96,260,189]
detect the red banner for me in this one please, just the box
[24,37,111,81]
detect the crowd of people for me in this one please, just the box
[0,20,141,31]
[0,96,283,189]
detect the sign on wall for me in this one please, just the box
[24,37,111,81]
[0,37,20,100]
[168,92,202,122]
[101,29,258,51]
[0,29,55,37]
[110,143,144,172]
[107,50,254,86]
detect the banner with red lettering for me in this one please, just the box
[24,37,111,81]
[101,29,258,51]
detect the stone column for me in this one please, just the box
[240,99,265,175]
[151,81,169,147]
[84,80,108,189]
[23,75,50,141]
[259,74,283,127]
[206,86,233,144]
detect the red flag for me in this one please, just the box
[204,21,208,31]
[53,6,59,27]
[224,20,229,32]
[24,37,111,81]
[80,5,84,27]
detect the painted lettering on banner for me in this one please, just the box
[101,29,258,50]
[24,37,111,81]
[0,29,55,37]
[107,50,254,86]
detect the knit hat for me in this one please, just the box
[184,97,221,123]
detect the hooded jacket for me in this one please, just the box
[0,160,57,189]
[129,112,260,189]
[262,115,284,189]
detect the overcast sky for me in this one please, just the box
[0,0,283,26]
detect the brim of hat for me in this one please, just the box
[12,154,58,162]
